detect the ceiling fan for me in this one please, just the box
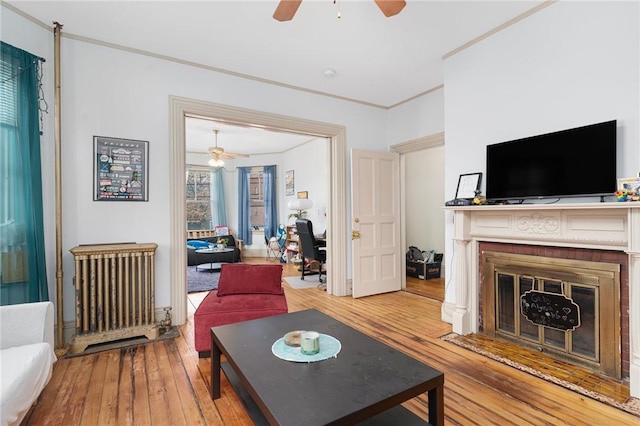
[273,0,406,21]
[205,130,248,167]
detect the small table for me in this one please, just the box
[210,309,444,425]
[195,247,235,271]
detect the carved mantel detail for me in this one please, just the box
[515,213,560,234]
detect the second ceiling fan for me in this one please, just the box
[273,0,406,22]
[205,130,248,167]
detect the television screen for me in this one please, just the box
[486,120,617,201]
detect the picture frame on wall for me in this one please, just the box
[93,136,149,201]
[455,172,483,199]
[297,191,308,199]
[285,170,295,196]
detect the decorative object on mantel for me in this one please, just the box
[446,172,483,206]
[455,172,483,199]
[272,332,341,363]
[473,195,487,205]
[616,177,640,201]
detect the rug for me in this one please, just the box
[283,275,324,289]
[441,333,640,417]
[187,265,220,293]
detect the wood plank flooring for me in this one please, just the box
[25,259,639,425]
[405,275,445,301]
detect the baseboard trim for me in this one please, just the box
[441,301,454,324]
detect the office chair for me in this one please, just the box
[295,219,326,283]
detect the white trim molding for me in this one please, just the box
[169,96,347,325]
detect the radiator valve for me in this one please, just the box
[158,307,172,334]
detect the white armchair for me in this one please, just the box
[0,301,57,426]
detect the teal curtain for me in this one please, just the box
[0,42,49,304]
[237,167,252,245]
[263,165,278,239]
[211,167,227,226]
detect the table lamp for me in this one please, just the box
[287,198,313,220]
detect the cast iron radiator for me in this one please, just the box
[69,242,159,353]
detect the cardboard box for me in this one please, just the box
[425,262,442,279]
[406,257,442,280]
[405,259,425,279]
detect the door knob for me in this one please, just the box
[352,230,361,240]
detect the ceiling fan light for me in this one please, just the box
[208,157,225,168]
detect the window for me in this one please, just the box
[186,167,212,230]
[249,166,265,228]
[1,50,17,223]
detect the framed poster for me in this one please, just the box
[455,172,482,199]
[94,136,149,201]
[285,170,295,196]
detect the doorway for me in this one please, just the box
[183,117,328,292]
[391,132,445,301]
[169,96,348,324]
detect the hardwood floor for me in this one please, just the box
[25,259,638,425]
[405,275,445,301]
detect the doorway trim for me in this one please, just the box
[169,96,347,324]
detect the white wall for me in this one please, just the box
[389,88,446,258]
[443,1,639,301]
[2,7,387,325]
[282,138,329,231]
[404,146,445,255]
[388,88,444,145]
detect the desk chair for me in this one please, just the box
[295,219,326,283]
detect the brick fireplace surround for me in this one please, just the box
[442,203,640,398]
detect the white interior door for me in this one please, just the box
[351,149,401,298]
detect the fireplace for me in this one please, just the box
[442,203,640,397]
[480,246,626,379]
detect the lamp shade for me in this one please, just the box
[287,199,313,211]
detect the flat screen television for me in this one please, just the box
[485,120,617,201]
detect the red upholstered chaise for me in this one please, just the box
[193,263,288,357]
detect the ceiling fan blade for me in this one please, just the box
[221,152,249,159]
[374,0,406,17]
[273,0,302,21]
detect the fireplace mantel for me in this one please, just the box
[442,202,640,397]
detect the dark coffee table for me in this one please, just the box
[210,309,444,425]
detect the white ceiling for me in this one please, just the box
[185,116,319,156]
[7,0,545,154]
